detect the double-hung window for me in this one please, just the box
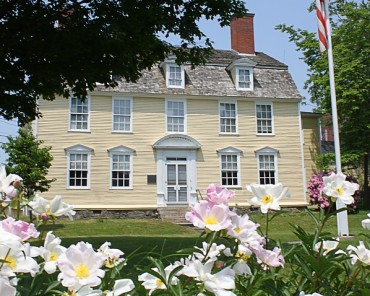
[256,147,278,185]
[69,97,90,131]
[219,102,237,134]
[256,103,274,134]
[218,147,242,187]
[166,99,186,133]
[166,64,185,88]
[238,68,251,90]
[112,97,132,132]
[65,145,93,189]
[108,146,134,189]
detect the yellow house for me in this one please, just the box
[34,14,320,212]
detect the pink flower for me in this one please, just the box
[3,185,19,199]
[253,246,285,270]
[205,184,235,205]
[227,214,264,247]
[185,200,232,231]
[1,217,40,241]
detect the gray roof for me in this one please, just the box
[98,49,302,100]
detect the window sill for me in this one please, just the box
[219,133,239,137]
[109,187,133,190]
[66,187,91,190]
[68,130,91,133]
[256,133,275,137]
[111,131,133,134]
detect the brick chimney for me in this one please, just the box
[230,13,255,55]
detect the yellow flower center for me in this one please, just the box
[46,205,52,215]
[49,252,58,261]
[3,256,16,269]
[204,216,218,225]
[75,264,90,279]
[236,250,249,262]
[234,227,242,233]
[155,278,164,287]
[335,187,343,196]
[261,194,273,204]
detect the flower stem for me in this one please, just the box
[265,212,269,249]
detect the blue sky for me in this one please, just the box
[0,0,317,163]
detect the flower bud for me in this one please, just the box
[41,213,49,220]
[12,179,22,189]
[4,185,19,199]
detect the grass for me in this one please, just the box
[33,210,368,276]
[37,210,369,252]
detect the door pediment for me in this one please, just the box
[153,134,201,150]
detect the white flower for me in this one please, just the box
[67,286,103,296]
[233,244,252,275]
[247,183,289,214]
[227,213,264,246]
[0,275,16,296]
[0,244,40,277]
[314,239,340,255]
[138,264,179,295]
[322,172,359,204]
[361,213,370,230]
[0,166,22,201]
[299,292,323,296]
[193,242,225,261]
[347,241,370,266]
[29,194,76,220]
[34,231,66,274]
[57,242,105,288]
[106,279,135,296]
[203,266,236,296]
[0,166,22,193]
[98,242,125,268]
[182,259,235,296]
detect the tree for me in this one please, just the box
[0,0,247,125]
[1,126,55,198]
[277,0,370,208]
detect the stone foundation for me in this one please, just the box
[74,209,159,220]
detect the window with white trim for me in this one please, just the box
[219,102,237,134]
[218,147,241,187]
[256,147,278,185]
[65,145,93,189]
[112,97,132,132]
[69,97,90,131]
[256,103,274,134]
[237,68,252,90]
[166,99,186,133]
[166,64,185,88]
[108,146,134,189]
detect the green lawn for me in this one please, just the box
[39,210,368,251]
[35,210,368,276]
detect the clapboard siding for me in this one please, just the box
[36,94,312,209]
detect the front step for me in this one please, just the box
[157,206,191,224]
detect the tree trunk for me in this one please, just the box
[364,152,370,210]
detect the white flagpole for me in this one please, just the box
[324,0,349,236]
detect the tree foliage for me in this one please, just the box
[277,0,370,207]
[0,0,246,125]
[1,126,55,198]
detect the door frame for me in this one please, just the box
[156,149,197,206]
[153,134,201,206]
[165,157,188,204]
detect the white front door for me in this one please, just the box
[166,157,188,203]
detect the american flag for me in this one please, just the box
[316,0,328,52]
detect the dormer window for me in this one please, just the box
[168,65,184,87]
[227,58,256,91]
[166,63,185,88]
[161,56,185,89]
[237,68,252,90]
